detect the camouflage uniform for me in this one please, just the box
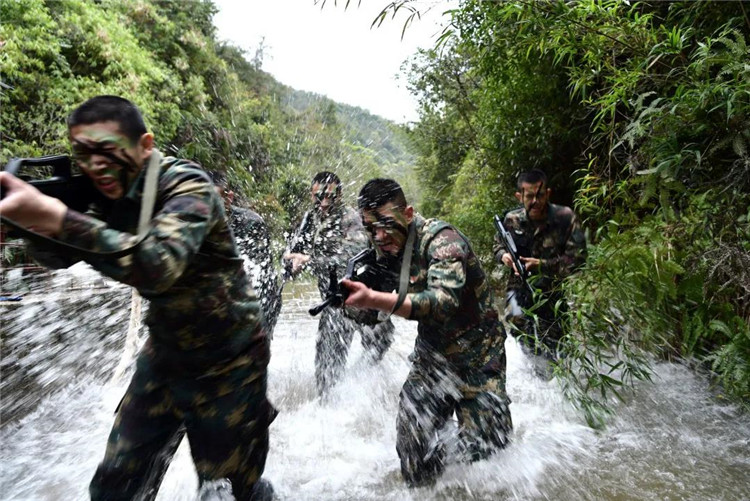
[397,215,512,487]
[493,203,587,357]
[229,206,281,335]
[32,156,275,500]
[291,203,394,395]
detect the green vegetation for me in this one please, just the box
[4,0,748,424]
[391,0,750,424]
[0,0,418,246]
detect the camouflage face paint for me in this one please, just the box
[71,133,138,172]
[519,181,549,221]
[69,123,145,200]
[363,205,410,256]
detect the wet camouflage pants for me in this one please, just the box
[89,345,275,501]
[396,349,512,487]
[506,288,569,358]
[315,307,394,396]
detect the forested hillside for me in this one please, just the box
[0,0,419,242]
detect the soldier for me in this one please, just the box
[282,171,394,396]
[208,170,281,335]
[494,169,587,363]
[343,178,512,487]
[0,96,275,500]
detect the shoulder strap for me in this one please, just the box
[387,220,417,317]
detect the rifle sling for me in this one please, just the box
[386,220,416,318]
[1,150,162,260]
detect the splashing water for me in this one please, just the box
[1,269,749,501]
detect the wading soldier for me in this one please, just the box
[494,169,587,363]
[343,178,512,487]
[0,96,275,500]
[209,170,281,335]
[283,171,394,396]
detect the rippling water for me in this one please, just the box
[1,266,748,501]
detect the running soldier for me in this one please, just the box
[209,170,281,335]
[343,178,512,487]
[0,96,275,500]
[283,171,394,396]
[494,169,587,363]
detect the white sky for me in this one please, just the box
[212,0,453,124]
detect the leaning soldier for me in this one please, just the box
[494,168,587,364]
[208,170,281,335]
[0,95,275,500]
[282,171,394,396]
[343,178,512,487]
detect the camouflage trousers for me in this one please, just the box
[506,288,569,358]
[89,341,276,501]
[315,307,394,396]
[396,347,512,487]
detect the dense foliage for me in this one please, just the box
[0,0,418,248]
[3,0,748,424]
[395,0,749,422]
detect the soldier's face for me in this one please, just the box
[70,121,153,200]
[214,186,234,212]
[516,181,550,221]
[311,182,339,215]
[362,202,413,256]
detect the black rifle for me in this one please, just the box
[308,248,398,317]
[494,214,535,296]
[0,155,144,259]
[2,155,103,213]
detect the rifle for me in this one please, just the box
[493,214,535,296]
[1,154,157,259]
[308,248,398,317]
[2,155,103,213]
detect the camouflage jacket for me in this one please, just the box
[33,156,266,376]
[229,206,281,332]
[406,215,504,370]
[290,203,369,296]
[493,203,587,293]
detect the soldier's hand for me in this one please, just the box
[501,252,520,275]
[0,172,67,237]
[342,279,373,309]
[283,252,311,273]
[520,256,541,271]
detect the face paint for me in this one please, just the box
[363,205,410,256]
[69,123,145,200]
[519,181,549,221]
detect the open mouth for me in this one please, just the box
[95,177,119,193]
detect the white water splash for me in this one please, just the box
[1,280,749,501]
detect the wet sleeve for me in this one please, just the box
[493,230,506,264]
[408,229,467,322]
[56,169,219,295]
[540,213,587,278]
